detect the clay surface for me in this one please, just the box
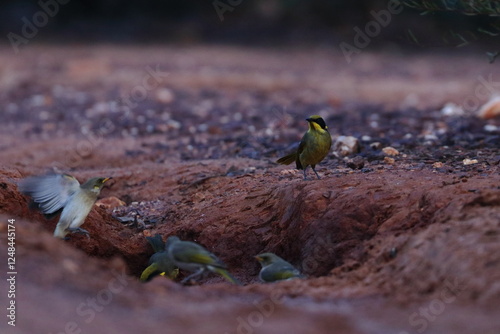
[1,46,499,334]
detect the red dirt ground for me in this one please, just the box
[1,46,500,334]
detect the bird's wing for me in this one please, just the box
[276,270,300,280]
[297,133,308,155]
[18,174,81,214]
[273,263,303,280]
[172,242,225,267]
[295,132,311,169]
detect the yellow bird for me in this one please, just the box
[140,234,179,282]
[277,115,332,179]
[18,174,112,238]
[166,236,241,285]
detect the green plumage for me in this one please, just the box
[18,174,111,238]
[276,115,332,180]
[140,234,179,282]
[166,236,242,285]
[256,253,305,283]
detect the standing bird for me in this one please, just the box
[140,234,179,282]
[276,115,332,180]
[255,253,305,283]
[166,236,241,285]
[18,174,111,239]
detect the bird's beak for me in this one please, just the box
[255,256,262,261]
[306,118,312,122]
[103,177,112,183]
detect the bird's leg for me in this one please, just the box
[312,166,321,180]
[67,227,90,238]
[302,167,309,180]
[181,268,205,285]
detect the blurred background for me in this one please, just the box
[0,0,498,49]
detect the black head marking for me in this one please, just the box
[310,117,327,129]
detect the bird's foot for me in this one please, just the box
[67,227,90,238]
[302,168,321,181]
[180,277,198,286]
[180,269,205,285]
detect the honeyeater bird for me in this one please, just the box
[18,174,111,239]
[140,234,179,282]
[276,115,332,180]
[165,236,242,285]
[255,253,305,283]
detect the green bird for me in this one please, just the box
[255,253,305,283]
[276,115,332,180]
[18,174,111,239]
[140,234,179,282]
[165,236,241,285]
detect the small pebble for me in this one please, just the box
[484,124,498,132]
[96,196,126,209]
[334,136,360,157]
[384,157,395,164]
[155,88,175,104]
[441,102,464,116]
[463,159,478,165]
[346,156,365,170]
[478,96,500,119]
[382,147,399,156]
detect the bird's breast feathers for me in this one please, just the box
[60,192,96,228]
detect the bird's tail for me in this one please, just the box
[140,263,160,282]
[276,153,297,165]
[146,234,165,253]
[212,267,242,285]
